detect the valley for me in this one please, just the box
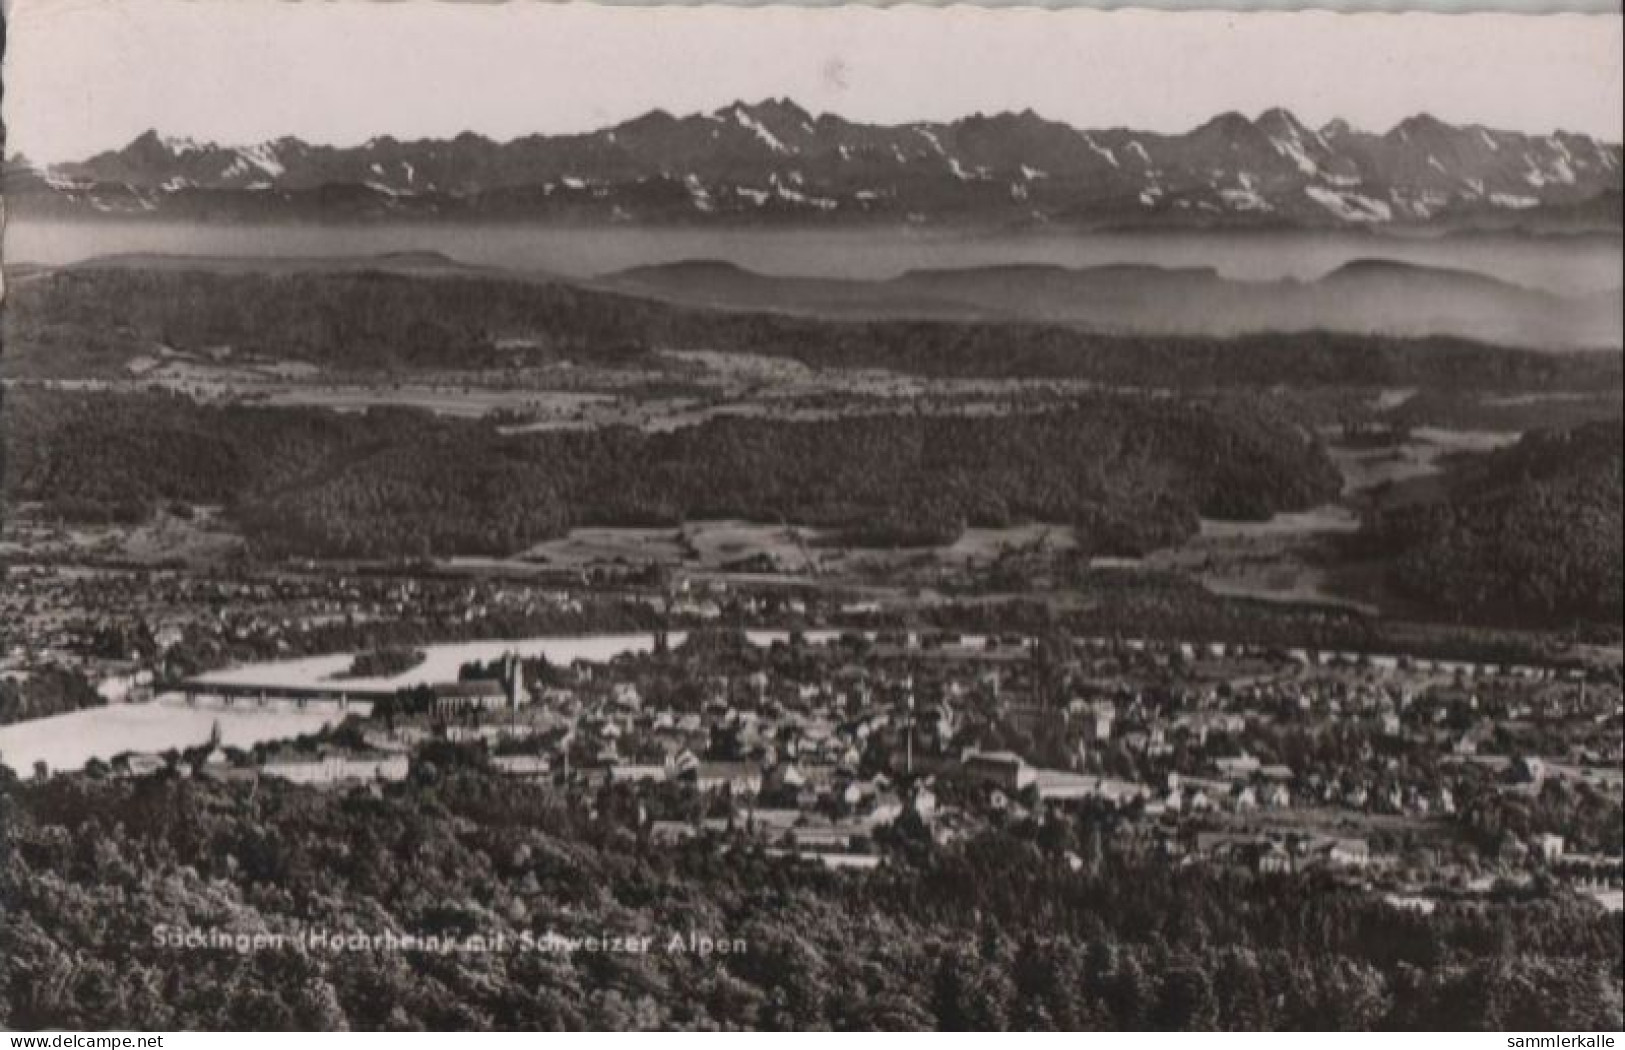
[3,250,1619,640]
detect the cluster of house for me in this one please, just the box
[32,609,1614,905]
[0,564,605,693]
[0,566,845,719]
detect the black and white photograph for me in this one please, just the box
[0,0,1621,1033]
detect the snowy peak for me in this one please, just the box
[715,98,819,154]
[16,104,1621,229]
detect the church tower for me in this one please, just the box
[505,653,526,710]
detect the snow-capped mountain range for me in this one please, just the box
[7,100,1621,228]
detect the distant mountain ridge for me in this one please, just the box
[7,100,1621,229]
[601,256,1624,349]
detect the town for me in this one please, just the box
[5,552,1619,919]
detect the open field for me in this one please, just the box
[255,384,614,420]
[515,520,1084,581]
[1197,506,1360,540]
[0,504,245,563]
[14,346,1124,435]
[1140,504,1375,613]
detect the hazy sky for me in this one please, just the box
[4,0,1620,162]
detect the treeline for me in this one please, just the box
[1,385,398,518]
[335,648,425,680]
[1361,422,1624,627]
[2,771,1620,1030]
[0,667,103,726]
[8,266,1622,391]
[3,387,1340,558]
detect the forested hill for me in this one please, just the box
[6,266,1621,390]
[1364,422,1624,627]
[3,771,1620,1030]
[2,387,1339,558]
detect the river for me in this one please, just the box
[0,695,360,777]
[0,630,819,774]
